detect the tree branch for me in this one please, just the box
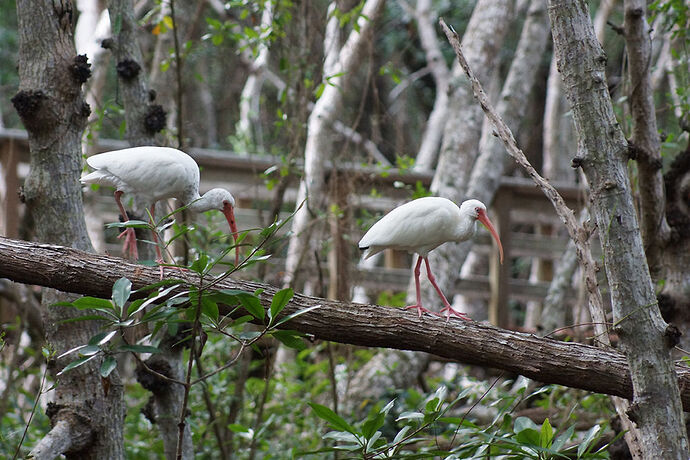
[3,235,690,410]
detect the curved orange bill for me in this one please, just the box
[223,202,240,266]
[477,209,504,264]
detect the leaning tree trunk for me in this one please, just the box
[548,0,689,456]
[12,0,124,457]
[282,0,386,288]
[418,0,513,312]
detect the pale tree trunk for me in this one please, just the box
[236,1,274,150]
[282,0,386,288]
[623,0,669,281]
[548,0,689,455]
[12,0,124,457]
[411,0,450,171]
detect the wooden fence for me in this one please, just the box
[0,127,592,328]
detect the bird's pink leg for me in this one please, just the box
[114,191,138,261]
[405,256,434,318]
[423,257,471,322]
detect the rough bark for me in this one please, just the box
[106,0,163,146]
[282,0,386,287]
[623,0,670,281]
[12,0,124,457]
[548,0,689,456]
[6,236,690,410]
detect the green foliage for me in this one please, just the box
[304,380,619,459]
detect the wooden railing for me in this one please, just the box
[0,128,592,328]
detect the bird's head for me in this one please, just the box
[197,188,239,264]
[461,199,504,264]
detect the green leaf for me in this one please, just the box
[515,428,541,447]
[514,416,539,433]
[540,418,553,448]
[268,288,293,324]
[271,330,305,350]
[396,411,424,421]
[273,304,321,328]
[201,296,219,322]
[228,423,249,433]
[80,345,101,356]
[117,344,160,354]
[308,403,356,434]
[190,253,209,274]
[105,220,149,229]
[551,424,574,452]
[578,424,602,457]
[72,296,116,313]
[88,330,117,347]
[100,355,117,378]
[112,277,132,309]
[236,293,264,321]
[362,411,386,439]
[57,355,98,375]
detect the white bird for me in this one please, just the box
[359,197,504,320]
[81,146,240,270]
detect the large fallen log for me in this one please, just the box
[2,235,689,409]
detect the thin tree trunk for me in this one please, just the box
[623,0,670,281]
[12,0,124,457]
[236,1,274,149]
[106,0,165,146]
[548,0,689,455]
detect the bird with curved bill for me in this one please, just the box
[359,197,504,320]
[81,146,240,276]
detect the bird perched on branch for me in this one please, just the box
[359,197,503,320]
[81,146,240,272]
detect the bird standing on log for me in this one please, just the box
[81,146,240,272]
[359,197,504,320]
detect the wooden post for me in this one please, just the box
[327,173,352,301]
[0,138,19,238]
[489,193,511,328]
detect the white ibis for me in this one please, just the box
[81,146,240,270]
[359,197,504,320]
